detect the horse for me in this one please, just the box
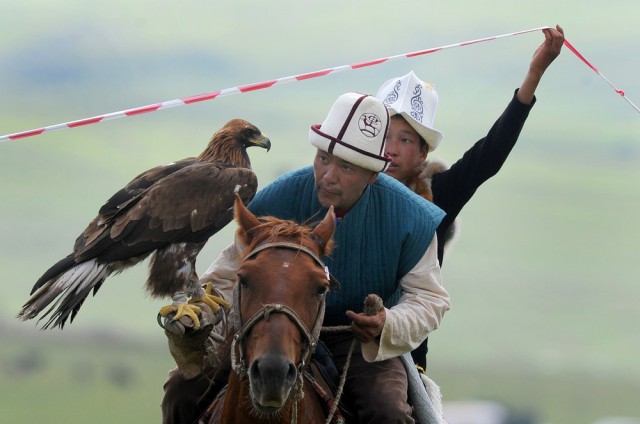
[203,194,340,424]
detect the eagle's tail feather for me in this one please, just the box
[18,259,110,329]
[31,254,76,295]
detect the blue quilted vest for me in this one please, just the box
[249,166,444,326]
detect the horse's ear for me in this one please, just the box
[234,193,262,245]
[311,206,336,257]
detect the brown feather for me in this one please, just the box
[197,118,270,166]
[19,119,270,329]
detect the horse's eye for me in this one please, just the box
[238,275,249,289]
[316,285,329,298]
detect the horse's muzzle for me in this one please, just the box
[248,353,298,413]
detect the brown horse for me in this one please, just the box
[205,195,339,424]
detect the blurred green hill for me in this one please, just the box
[1,1,639,422]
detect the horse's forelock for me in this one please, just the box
[240,217,318,260]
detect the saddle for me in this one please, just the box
[309,340,352,423]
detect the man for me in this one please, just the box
[162,92,451,423]
[377,25,565,369]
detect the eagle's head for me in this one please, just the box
[198,119,271,167]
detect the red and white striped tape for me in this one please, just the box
[1,26,636,143]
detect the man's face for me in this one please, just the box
[313,149,377,211]
[384,115,428,184]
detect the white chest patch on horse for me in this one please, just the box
[282,262,290,268]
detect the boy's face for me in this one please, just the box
[313,149,377,211]
[384,115,428,184]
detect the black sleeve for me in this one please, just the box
[433,90,535,261]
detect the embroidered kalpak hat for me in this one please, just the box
[376,71,443,152]
[309,93,391,172]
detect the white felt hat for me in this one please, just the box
[309,92,391,172]
[376,71,443,151]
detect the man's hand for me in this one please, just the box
[517,24,565,104]
[346,309,386,343]
[346,293,386,343]
[530,24,565,76]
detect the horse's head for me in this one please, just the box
[230,194,336,415]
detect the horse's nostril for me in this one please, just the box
[248,359,263,383]
[248,355,298,409]
[249,355,298,390]
[285,363,297,386]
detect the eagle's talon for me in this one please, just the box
[159,303,203,329]
[188,283,231,314]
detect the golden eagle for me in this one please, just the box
[18,118,270,329]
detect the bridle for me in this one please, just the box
[230,241,331,379]
[227,240,346,424]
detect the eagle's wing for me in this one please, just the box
[100,158,197,216]
[74,163,258,262]
[77,158,197,250]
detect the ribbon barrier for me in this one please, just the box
[1,26,636,143]
[562,39,637,112]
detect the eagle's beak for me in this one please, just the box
[250,135,271,152]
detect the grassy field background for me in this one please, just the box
[1,1,639,422]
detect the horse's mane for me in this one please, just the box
[239,216,334,260]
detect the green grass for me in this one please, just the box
[430,360,640,423]
[1,331,173,423]
[2,326,639,423]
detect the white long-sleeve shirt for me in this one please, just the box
[201,234,450,362]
